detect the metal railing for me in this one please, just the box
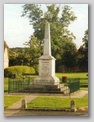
[8,78,80,94]
[67,78,80,94]
[8,78,31,93]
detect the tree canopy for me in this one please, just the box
[7,4,88,72]
[77,29,88,71]
[21,4,79,72]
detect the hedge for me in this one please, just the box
[4,65,35,78]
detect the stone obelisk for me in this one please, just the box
[34,22,59,86]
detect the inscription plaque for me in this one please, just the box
[41,61,50,76]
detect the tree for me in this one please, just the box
[22,4,77,71]
[9,48,30,66]
[24,36,42,73]
[77,29,88,71]
[83,29,88,65]
[62,39,77,68]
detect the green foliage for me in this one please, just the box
[77,29,88,71]
[4,96,23,108]
[22,4,77,70]
[22,4,43,24]
[27,94,88,109]
[22,4,77,41]
[83,30,88,50]
[61,5,77,27]
[9,47,31,66]
[9,47,39,74]
[24,36,41,74]
[62,39,77,68]
[4,65,35,78]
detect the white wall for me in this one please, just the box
[4,48,9,69]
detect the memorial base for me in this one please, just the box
[34,75,59,86]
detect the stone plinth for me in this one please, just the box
[34,55,59,86]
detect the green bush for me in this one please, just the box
[4,65,35,78]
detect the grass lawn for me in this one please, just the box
[4,96,23,108]
[80,87,88,90]
[4,72,88,92]
[27,94,88,109]
[56,72,88,87]
[56,72,88,79]
[4,72,88,110]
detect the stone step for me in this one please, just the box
[18,89,63,94]
[13,83,70,94]
[18,84,70,94]
[60,86,70,94]
[24,87,61,92]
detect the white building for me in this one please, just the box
[4,41,9,69]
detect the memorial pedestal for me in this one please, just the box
[34,55,59,86]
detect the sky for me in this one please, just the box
[4,4,88,49]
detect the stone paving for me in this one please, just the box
[4,90,88,116]
[4,109,88,116]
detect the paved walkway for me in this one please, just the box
[4,90,88,116]
[4,109,88,116]
[7,95,37,109]
[5,90,88,109]
[67,90,88,98]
